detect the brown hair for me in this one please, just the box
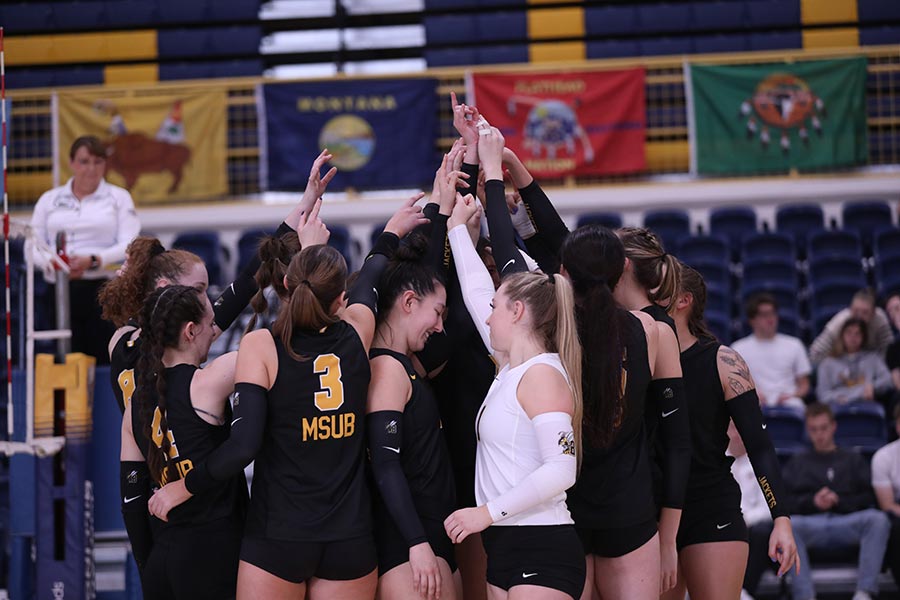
[503,271,583,467]
[272,245,347,361]
[70,135,106,160]
[617,227,681,312]
[805,402,834,422]
[834,317,868,356]
[99,236,203,327]
[245,233,300,334]
[745,292,777,320]
[678,264,717,341]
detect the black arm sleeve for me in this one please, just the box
[728,389,791,519]
[424,210,449,274]
[184,382,267,496]
[518,180,570,256]
[213,221,294,331]
[522,234,561,275]
[647,378,690,509]
[460,161,479,195]
[121,461,154,572]
[484,180,527,277]
[347,252,390,315]
[367,410,428,547]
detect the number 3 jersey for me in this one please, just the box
[245,321,373,542]
[131,364,248,528]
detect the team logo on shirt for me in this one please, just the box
[301,354,356,442]
[558,431,576,457]
[385,420,398,435]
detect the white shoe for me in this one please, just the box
[740,589,755,600]
[852,591,873,600]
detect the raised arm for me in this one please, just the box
[502,147,570,256]
[479,128,528,279]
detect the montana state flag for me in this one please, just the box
[687,57,868,175]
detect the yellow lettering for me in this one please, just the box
[117,369,136,409]
[301,414,356,442]
[318,416,332,440]
[151,407,179,459]
[513,80,586,95]
[302,417,317,441]
[314,354,345,411]
[295,95,400,113]
[523,158,578,173]
[346,413,355,437]
[176,459,193,479]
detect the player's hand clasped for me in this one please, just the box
[443,505,492,544]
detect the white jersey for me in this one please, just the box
[475,352,574,526]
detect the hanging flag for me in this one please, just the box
[468,68,646,177]
[262,79,438,191]
[687,57,868,175]
[57,89,227,204]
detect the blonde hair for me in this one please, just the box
[617,227,681,313]
[502,272,584,468]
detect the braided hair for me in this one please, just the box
[245,232,300,334]
[134,285,206,485]
[616,226,681,312]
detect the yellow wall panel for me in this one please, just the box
[5,30,157,66]
[529,41,586,63]
[8,172,53,203]
[528,7,585,40]
[105,64,159,85]
[646,140,690,172]
[801,0,858,25]
[802,27,859,48]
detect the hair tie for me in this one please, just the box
[659,252,668,260]
[150,244,165,258]
[301,279,313,290]
[546,273,556,285]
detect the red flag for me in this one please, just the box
[470,68,646,177]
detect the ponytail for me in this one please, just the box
[679,264,717,341]
[616,227,681,313]
[245,233,299,334]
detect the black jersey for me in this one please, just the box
[132,364,247,528]
[245,321,372,542]
[111,322,141,414]
[370,348,456,520]
[568,312,656,529]
[680,337,740,502]
[641,303,677,337]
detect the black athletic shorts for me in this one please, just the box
[677,496,749,550]
[576,517,658,558]
[481,524,585,600]
[240,534,377,584]
[142,517,241,600]
[374,506,457,575]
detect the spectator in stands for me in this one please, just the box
[784,403,890,600]
[727,421,775,600]
[27,135,140,364]
[816,318,895,407]
[884,293,900,390]
[871,403,900,585]
[810,289,893,365]
[732,293,811,410]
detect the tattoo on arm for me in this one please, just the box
[719,347,754,396]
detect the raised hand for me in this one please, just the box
[302,149,338,206]
[448,192,478,231]
[477,127,505,180]
[451,91,480,147]
[297,197,330,249]
[384,192,430,238]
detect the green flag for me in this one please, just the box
[687,57,868,175]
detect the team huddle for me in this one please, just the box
[103,96,800,600]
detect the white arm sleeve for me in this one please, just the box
[518,248,539,272]
[486,411,577,524]
[448,224,496,355]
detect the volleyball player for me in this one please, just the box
[556,226,679,600]
[662,265,798,600]
[367,238,460,600]
[444,192,586,600]
[120,285,247,599]
[101,149,337,413]
[614,227,691,592]
[148,196,428,600]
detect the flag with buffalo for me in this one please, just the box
[261,78,438,192]
[57,89,227,203]
[467,68,646,178]
[686,57,868,175]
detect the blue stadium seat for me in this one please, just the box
[806,230,862,262]
[53,2,108,30]
[834,401,888,455]
[776,203,824,248]
[158,29,211,59]
[710,206,757,253]
[159,62,217,81]
[212,59,263,78]
[678,235,730,267]
[0,3,55,34]
[8,69,57,90]
[425,48,477,68]
[873,228,900,261]
[106,0,160,27]
[741,232,795,263]
[10,66,106,89]
[157,0,208,23]
[742,258,798,289]
[424,15,477,45]
[690,2,745,31]
[843,200,893,250]
[644,209,691,250]
[861,26,900,45]
[808,255,866,289]
[809,280,862,319]
[858,0,900,23]
[478,45,528,66]
[704,309,731,343]
[705,283,731,315]
[811,305,841,336]
[745,0,800,27]
[476,12,527,42]
[237,229,268,275]
[741,280,799,316]
[209,26,263,56]
[328,225,355,271]
[762,405,807,458]
[748,31,802,51]
[874,254,900,297]
[692,34,749,54]
[584,6,639,36]
[586,40,641,60]
[640,37,692,57]
[208,0,259,22]
[638,3,691,34]
[576,212,623,230]
[690,260,731,298]
[173,231,223,287]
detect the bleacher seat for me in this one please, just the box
[741,280,799,317]
[106,0,160,28]
[748,31,802,51]
[424,15,477,45]
[1,3,55,34]
[640,37,692,57]
[678,235,730,267]
[208,0,260,22]
[478,45,528,65]
[173,231,224,287]
[209,26,263,56]
[807,229,862,262]
[690,260,730,298]
[475,12,526,43]
[692,34,749,54]
[810,280,861,322]
[237,229,269,275]
[158,0,209,24]
[212,59,263,78]
[53,2,109,31]
[425,48,477,68]
[808,255,867,289]
[586,40,642,60]
[704,309,731,343]
[857,0,900,23]
[776,203,824,248]
[9,66,106,89]
[874,228,900,261]
[690,1,745,31]
[584,6,639,36]
[710,206,757,253]
[834,401,888,455]
[741,232,795,263]
[643,209,691,250]
[638,3,691,34]
[576,212,623,230]
[158,29,211,59]
[742,257,798,289]
[159,62,217,81]
[705,283,731,316]
[745,0,800,28]
[842,200,893,250]
[762,405,807,458]
[874,255,900,297]
[861,26,900,46]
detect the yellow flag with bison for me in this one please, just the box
[56,89,227,204]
